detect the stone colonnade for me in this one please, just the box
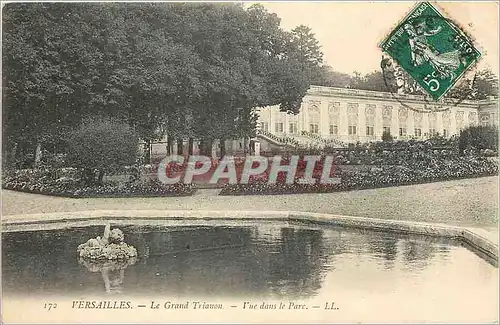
[257,85,498,143]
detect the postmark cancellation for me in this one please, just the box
[380,1,482,101]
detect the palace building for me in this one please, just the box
[151,85,498,158]
[254,85,498,151]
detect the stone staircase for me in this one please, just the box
[256,130,300,147]
[256,130,347,150]
[300,131,348,148]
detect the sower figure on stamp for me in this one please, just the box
[404,21,463,80]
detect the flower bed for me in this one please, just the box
[2,168,196,198]
[219,156,498,196]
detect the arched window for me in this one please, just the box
[468,112,477,126]
[429,112,437,136]
[328,102,340,136]
[309,103,320,134]
[365,104,375,137]
[382,105,392,135]
[347,103,359,136]
[398,107,408,136]
[414,111,423,137]
[288,114,298,134]
[480,114,490,127]
[328,102,340,116]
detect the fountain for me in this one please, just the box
[77,223,137,260]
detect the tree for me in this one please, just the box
[3,3,325,163]
[311,66,352,88]
[445,77,477,100]
[458,125,498,155]
[288,25,323,70]
[2,3,203,163]
[473,69,499,100]
[67,117,139,185]
[185,4,324,153]
[351,70,387,92]
[445,69,498,101]
[2,3,92,165]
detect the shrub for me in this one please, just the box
[459,125,498,154]
[381,130,394,142]
[67,117,140,185]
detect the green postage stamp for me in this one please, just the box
[380,1,482,100]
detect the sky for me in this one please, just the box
[252,1,499,76]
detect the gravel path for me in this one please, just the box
[2,176,498,230]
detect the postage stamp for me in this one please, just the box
[380,1,482,101]
[379,55,478,113]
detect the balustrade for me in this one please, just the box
[257,129,299,146]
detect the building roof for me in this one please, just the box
[306,85,498,110]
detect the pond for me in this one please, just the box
[2,220,498,322]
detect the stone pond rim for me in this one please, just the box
[1,209,498,265]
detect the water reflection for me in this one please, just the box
[248,227,330,299]
[1,223,496,299]
[78,257,137,294]
[401,240,439,271]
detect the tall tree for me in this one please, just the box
[3,2,325,163]
[473,69,499,100]
[311,66,352,88]
[3,3,95,164]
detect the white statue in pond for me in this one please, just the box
[78,223,138,294]
[77,223,137,260]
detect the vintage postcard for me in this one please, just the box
[1,1,499,324]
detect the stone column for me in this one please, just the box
[358,105,366,142]
[303,103,309,134]
[339,102,348,142]
[392,106,399,139]
[423,112,430,137]
[407,110,415,139]
[320,100,329,137]
[298,104,305,132]
[211,141,217,158]
[173,140,178,155]
[450,109,458,136]
[269,107,274,133]
[375,104,383,140]
[284,112,289,134]
[492,109,498,127]
[437,111,444,135]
